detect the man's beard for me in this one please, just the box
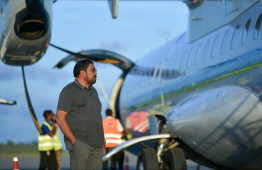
[86,77,96,85]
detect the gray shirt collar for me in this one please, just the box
[74,79,91,89]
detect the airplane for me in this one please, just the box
[0,0,116,66]
[49,0,262,170]
[0,0,118,134]
[2,0,262,169]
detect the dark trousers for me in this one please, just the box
[103,148,124,170]
[65,139,103,170]
[39,149,58,170]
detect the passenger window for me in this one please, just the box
[221,30,229,54]
[254,14,262,39]
[181,52,188,72]
[211,35,220,58]
[195,44,203,65]
[231,25,240,49]
[174,54,181,72]
[242,19,251,45]
[153,65,159,81]
[158,62,164,81]
[167,57,175,77]
[187,48,195,67]
[203,39,211,62]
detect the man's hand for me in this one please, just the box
[103,143,106,156]
[51,122,57,128]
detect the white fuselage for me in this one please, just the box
[119,1,262,169]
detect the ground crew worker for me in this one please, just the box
[102,109,126,170]
[125,111,150,139]
[38,110,58,170]
[51,114,63,170]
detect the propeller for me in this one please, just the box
[50,44,134,72]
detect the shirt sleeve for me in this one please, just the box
[41,124,50,135]
[57,86,73,112]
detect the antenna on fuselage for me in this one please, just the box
[108,0,118,19]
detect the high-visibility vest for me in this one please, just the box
[53,129,62,151]
[126,111,149,133]
[38,121,54,151]
[103,117,122,148]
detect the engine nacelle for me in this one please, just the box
[0,0,52,66]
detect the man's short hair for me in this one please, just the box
[73,59,94,77]
[43,110,53,119]
[106,109,113,116]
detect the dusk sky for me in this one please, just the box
[0,0,188,148]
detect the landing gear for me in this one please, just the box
[136,115,187,170]
[163,147,187,170]
[136,148,159,170]
[136,147,187,170]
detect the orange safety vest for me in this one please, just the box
[103,117,122,148]
[126,111,149,133]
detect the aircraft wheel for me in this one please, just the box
[163,147,187,170]
[136,148,159,170]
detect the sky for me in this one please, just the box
[0,0,188,145]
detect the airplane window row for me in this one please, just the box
[126,12,262,91]
[161,13,262,80]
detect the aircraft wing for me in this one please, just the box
[50,44,134,72]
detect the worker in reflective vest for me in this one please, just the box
[51,114,63,170]
[38,110,58,170]
[102,108,126,170]
[125,111,150,139]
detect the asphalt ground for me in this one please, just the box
[0,151,213,170]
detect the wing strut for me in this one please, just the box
[21,66,42,134]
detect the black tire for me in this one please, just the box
[163,148,187,170]
[136,148,159,170]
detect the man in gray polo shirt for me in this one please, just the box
[56,59,105,169]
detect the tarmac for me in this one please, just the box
[0,151,213,170]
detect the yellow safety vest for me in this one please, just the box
[53,129,62,151]
[38,121,54,151]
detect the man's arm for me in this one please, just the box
[48,114,57,137]
[48,123,57,137]
[56,110,75,144]
[41,123,56,137]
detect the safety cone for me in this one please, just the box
[12,157,19,170]
[124,156,130,170]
